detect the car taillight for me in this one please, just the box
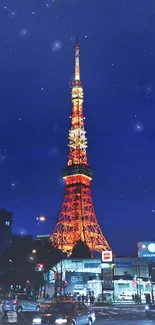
[13,299,18,305]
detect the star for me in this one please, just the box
[32,12,35,15]
[41,87,44,91]
[145,85,152,94]
[20,28,28,37]
[49,147,58,155]
[0,155,5,162]
[133,122,144,133]
[51,40,62,52]
[8,11,16,18]
[152,210,155,213]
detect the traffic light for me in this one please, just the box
[34,263,44,272]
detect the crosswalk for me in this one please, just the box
[96,307,145,317]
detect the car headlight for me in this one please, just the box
[32,318,42,324]
[145,306,150,310]
[55,319,67,324]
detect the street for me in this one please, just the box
[1,306,155,325]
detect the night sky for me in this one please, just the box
[1,0,155,256]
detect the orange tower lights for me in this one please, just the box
[50,34,112,257]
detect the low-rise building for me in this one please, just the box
[46,257,152,301]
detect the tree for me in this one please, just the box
[71,240,91,258]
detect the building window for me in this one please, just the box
[5,221,10,226]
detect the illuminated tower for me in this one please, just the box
[50,34,111,256]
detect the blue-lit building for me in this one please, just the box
[46,257,151,300]
[0,209,12,257]
[138,242,155,291]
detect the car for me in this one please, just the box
[2,293,40,314]
[97,293,113,303]
[32,301,95,325]
[119,294,132,301]
[145,301,155,317]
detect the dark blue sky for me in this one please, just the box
[0,0,155,256]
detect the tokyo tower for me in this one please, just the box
[50,34,112,256]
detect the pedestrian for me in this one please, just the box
[78,295,81,302]
[82,294,85,303]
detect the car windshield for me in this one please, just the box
[47,303,74,314]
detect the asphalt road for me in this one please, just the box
[0,306,155,324]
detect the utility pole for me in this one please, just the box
[60,260,63,296]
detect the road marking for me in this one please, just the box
[99,311,109,315]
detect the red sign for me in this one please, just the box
[102,250,112,262]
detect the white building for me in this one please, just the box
[46,257,152,301]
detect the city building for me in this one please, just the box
[35,234,50,245]
[50,34,111,256]
[0,209,12,257]
[46,257,151,301]
[138,241,155,293]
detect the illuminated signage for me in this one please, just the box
[34,263,44,272]
[138,242,155,258]
[148,243,155,253]
[101,263,110,269]
[102,250,113,262]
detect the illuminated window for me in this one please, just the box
[5,221,10,226]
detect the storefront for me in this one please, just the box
[46,257,151,301]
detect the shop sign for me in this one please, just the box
[102,250,113,262]
[102,268,113,290]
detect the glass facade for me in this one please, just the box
[47,257,151,300]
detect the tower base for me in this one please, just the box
[50,183,111,256]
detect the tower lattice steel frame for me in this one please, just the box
[50,34,112,256]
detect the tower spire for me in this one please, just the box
[68,34,88,167]
[75,32,80,81]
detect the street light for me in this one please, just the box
[36,216,57,222]
[36,215,63,297]
[32,249,36,254]
[36,216,46,222]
